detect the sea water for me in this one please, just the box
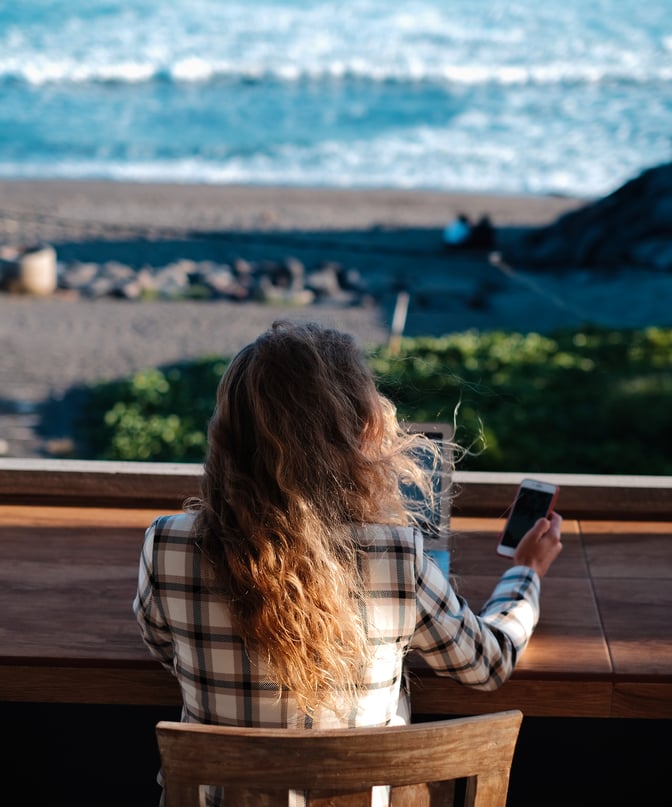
[1,0,670,197]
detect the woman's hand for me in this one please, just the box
[513,511,563,578]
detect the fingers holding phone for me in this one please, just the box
[513,511,563,578]
[496,479,559,558]
[496,478,562,578]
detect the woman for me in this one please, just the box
[134,319,562,804]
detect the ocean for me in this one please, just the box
[1,0,670,198]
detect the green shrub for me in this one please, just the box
[76,326,672,473]
[78,359,228,461]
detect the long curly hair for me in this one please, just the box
[190,319,443,716]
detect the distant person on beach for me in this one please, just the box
[134,319,562,807]
[443,213,495,250]
[442,213,472,246]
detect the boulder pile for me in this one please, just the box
[0,250,375,306]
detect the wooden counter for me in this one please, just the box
[1,498,670,719]
[410,517,672,719]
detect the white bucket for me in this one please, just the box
[2,244,58,295]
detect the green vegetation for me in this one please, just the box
[76,325,672,474]
[77,359,229,463]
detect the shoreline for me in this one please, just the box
[0,178,586,242]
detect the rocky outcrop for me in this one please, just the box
[502,162,672,272]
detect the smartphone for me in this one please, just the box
[496,479,559,558]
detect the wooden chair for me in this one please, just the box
[155,709,523,807]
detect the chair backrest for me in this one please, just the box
[155,709,523,807]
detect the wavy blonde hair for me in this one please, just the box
[190,320,442,716]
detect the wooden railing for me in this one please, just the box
[1,457,671,520]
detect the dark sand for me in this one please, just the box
[1,180,671,458]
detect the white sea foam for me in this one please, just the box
[2,57,670,87]
[1,0,668,86]
[0,0,670,195]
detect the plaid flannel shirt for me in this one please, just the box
[134,512,540,804]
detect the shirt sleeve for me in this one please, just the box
[410,529,540,690]
[132,518,175,673]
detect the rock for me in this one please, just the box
[60,261,100,290]
[503,162,672,271]
[233,258,254,278]
[631,238,672,271]
[305,264,342,298]
[254,274,315,305]
[283,256,305,289]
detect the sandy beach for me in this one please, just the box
[2,179,671,458]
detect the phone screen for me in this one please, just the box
[499,487,556,551]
